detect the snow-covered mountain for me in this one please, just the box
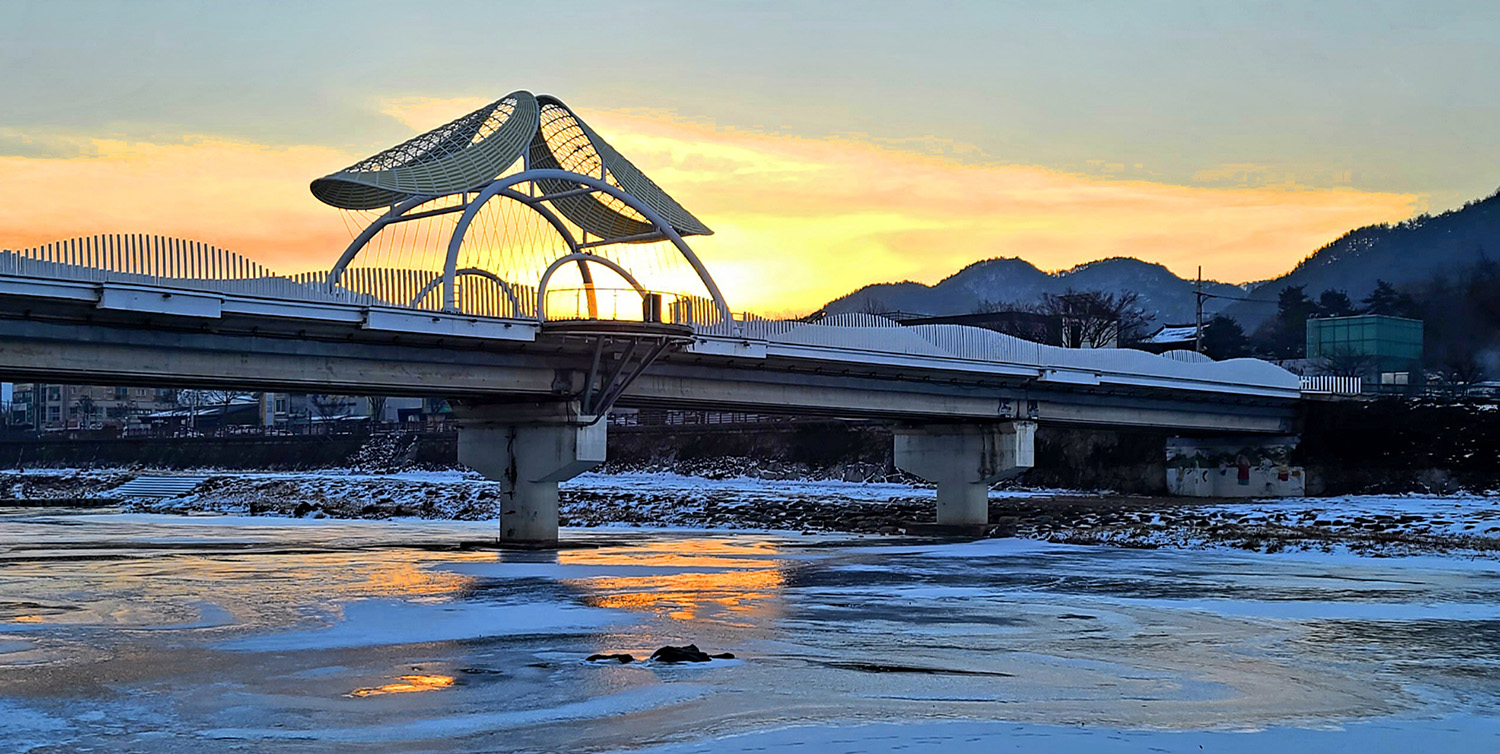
[822,256,1244,325]
[822,188,1500,328]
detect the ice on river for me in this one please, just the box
[2,512,1499,752]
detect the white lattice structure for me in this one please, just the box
[312,90,728,325]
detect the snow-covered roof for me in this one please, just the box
[1143,325,1197,344]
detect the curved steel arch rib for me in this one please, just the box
[325,194,437,289]
[410,268,524,316]
[442,169,730,323]
[312,91,731,324]
[325,187,583,292]
[535,252,651,323]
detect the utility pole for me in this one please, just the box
[1194,266,1204,354]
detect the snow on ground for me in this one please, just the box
[1224,493,1500,538]
[569,470,1072,502]
[6,466,1500,557]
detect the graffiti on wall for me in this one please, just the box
[1166,436,1305,498]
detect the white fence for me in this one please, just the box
[1300,375,1363,395]
[1,234,1307,395]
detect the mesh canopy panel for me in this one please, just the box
[311,91,711,240]
[310,93,538,210]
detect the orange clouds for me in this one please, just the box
[0,136,353,273]
[586,109,1420,313]
[0,101,1420,316]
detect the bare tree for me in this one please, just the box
[310,394,355,422]
[201,390,251,420]
[1434,354,1486,397]
[368,395,389,423]
[857,296,890,317]
[1313,346,1379,378]
[74,394,96,429]
[1037,290,1149,348]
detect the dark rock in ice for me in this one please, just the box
[586,653,636,664]
[458,667,506,675]
[649,644,714,663]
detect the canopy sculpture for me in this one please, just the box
[312,90,730,324]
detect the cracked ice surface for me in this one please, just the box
[2,513,1500,752]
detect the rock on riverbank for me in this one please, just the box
[3,468,1498,557]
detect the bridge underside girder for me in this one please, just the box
[0,316,1296,433]
[0,309,1302,545]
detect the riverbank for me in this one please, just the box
[3,467,1498,558]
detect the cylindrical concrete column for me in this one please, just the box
[502,479,562,544]
[454,401,607,547]
[893,421,1036,529]
[935,480,990,525]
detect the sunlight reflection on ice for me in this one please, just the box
[347,674,455,698]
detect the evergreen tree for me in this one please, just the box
[1201,315,1251,360]
[1257,285,1318,359]
[1316,289,1356,317]
[1362,280,1416,317]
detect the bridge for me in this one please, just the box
[0,91,1302,545]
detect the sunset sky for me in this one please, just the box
[3,1,1496,315]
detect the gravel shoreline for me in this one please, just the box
[4,468,1499,557]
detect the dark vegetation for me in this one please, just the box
[1298,400,1500,493]
[1246,260,1500,389]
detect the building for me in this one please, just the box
[1137,324,1198,354]
[10,383,181,430]
[6,384,441,432]
[1305,314,1423,392]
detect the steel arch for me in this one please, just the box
[441,169,730,323]
[409,267,524,315]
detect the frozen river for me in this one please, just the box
[3,511,1500,752]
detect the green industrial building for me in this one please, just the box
[1306,314,1424,391]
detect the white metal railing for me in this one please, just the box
[0,235,719,324]
[540,287,716,326]
[1,234,359,305]
[0,235,1303,394]
[1300,375,1363,395]
[287,268,541,319]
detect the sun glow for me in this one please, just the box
[0,100,1420,316]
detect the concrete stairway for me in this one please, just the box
[107,476,210,499]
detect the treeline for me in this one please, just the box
[1199,259,1500,387]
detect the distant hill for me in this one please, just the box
[822,188,1500,329]
[1224,189,1500,329]
[822,257,1244,325]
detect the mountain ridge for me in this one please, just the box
[821,187,1500,328]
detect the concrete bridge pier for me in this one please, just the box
[454,401,606,547]
[894,421,1037,526]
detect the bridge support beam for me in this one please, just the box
[454,401,606,547]
[894,421,1036,526]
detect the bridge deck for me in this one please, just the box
[0,274,1300,433]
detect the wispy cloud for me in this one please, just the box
[1,101,1420,315]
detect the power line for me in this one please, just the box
[1200,291,1281,305]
